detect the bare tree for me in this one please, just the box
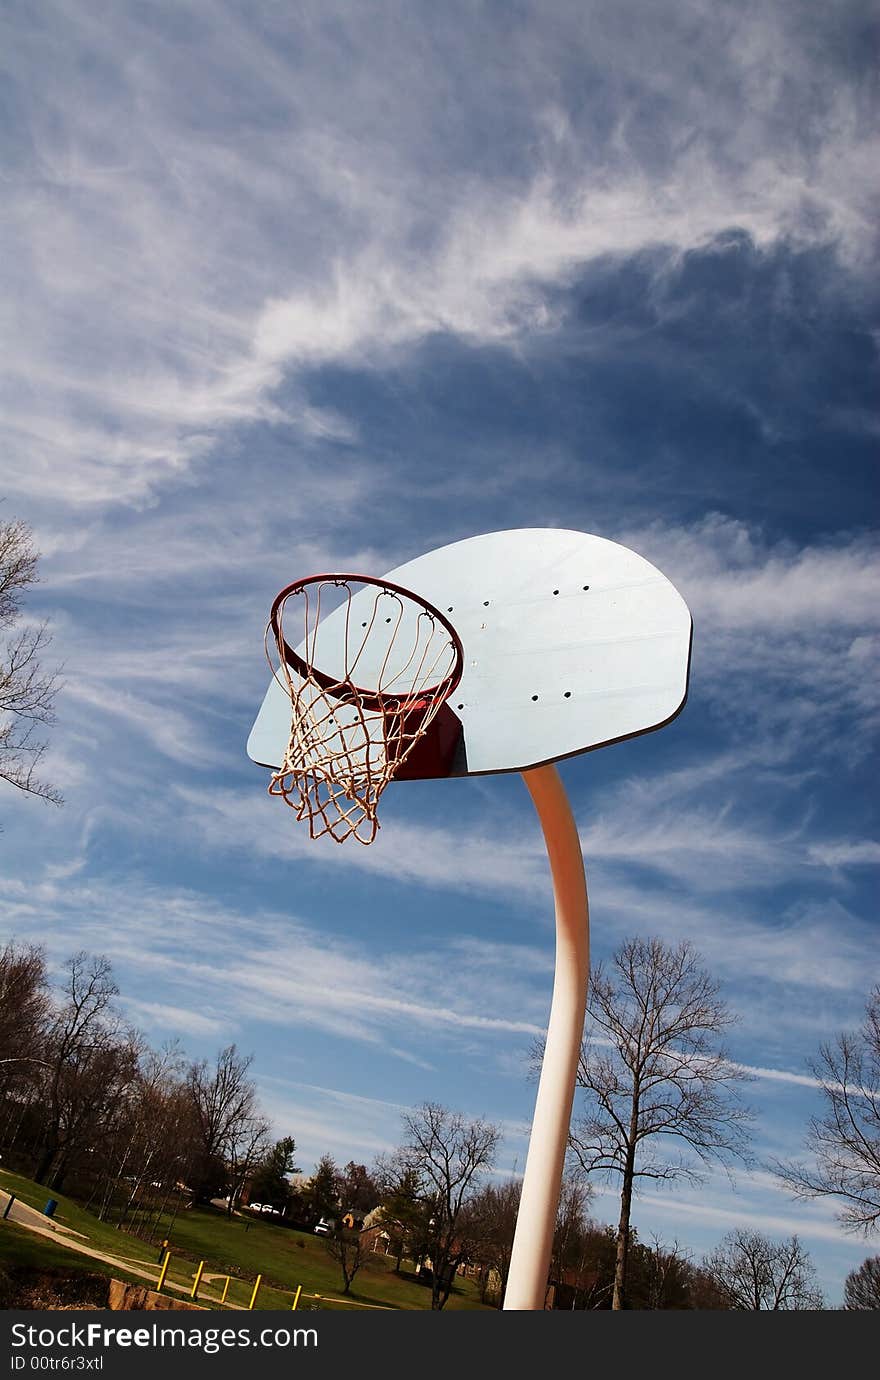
[32,952,124,1185]
[96,1043,195,1227]
[467,1177,522,1304]
[843,1256,880,1310]
[702,1229,824,1310]
[775,987,880,1235]
[226,1115,272,1215]
[187,1044,263,1209]
[566,937,753,1309]
[0,941,49,1078]
[0,941,50,1163]
[325,1227,366,1295]
[44,1035,141,1193]
[400,1102,500,1310]
[550,1175,594,1303]
[114,1052,203,1239]
[642,1234,692,1310]
[0,516,62,806]
[372,1154,426,1271]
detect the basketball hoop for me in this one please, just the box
[264,574,464,844]
[250,529,694,1310]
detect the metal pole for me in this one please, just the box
[156,1251,171,1292]
[503,764,590,1311]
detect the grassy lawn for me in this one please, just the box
[0,1169,492,1311]
[0,1169,159,1269]
[138,1205,490,1310]
[0,1219,163,1295]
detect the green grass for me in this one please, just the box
[0,1169,160,1268]
[0,1169,492,1312]
[146,1205,490,1310]
[0,1218,161,1295]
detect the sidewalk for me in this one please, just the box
[1,1187,196,1300]
[3,1193,87,1239]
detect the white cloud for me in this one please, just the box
[593,874,875,1003]
[619,516,879,631]
[736,1064,824,1091]
[577,740,878,895]
[808,840,880,868]
[173,784,549,898]
[0,874,552,1057]
[637,1183,857,1247]
[125,998,227,1039]
[255,1080,406,1166]
[2,2,875,509]
[63,680,224,770]
[581,805,798,892]
[616,516,880,749]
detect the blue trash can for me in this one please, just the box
[43,1199,58,1218]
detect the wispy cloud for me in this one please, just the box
[0,874,551,1058]
[255,1080,407,1166]
[125,998,227,1040]
[3,3,875,509]
[620,516,878,634]
[64,681,225,770]
[173,784,549,898]
[736,1064,824,1091]
[637,1182,857,1248]
[616,517,880,752]
[808,840,880,869]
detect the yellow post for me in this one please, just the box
[290,1284,302,1311]
[220,1276,231,1305]
[191,1261,205,1301]
[156,1251,171,1292]
[248,1274,262,1310]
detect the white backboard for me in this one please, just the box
[248,527,692,777]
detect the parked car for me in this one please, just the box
[313,1217,334,1236]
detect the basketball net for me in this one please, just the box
[265,576,463,844]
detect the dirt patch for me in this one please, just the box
[0,1265,109,1310]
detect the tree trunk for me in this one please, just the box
[613,1138,638,1309]
[434,1253,457,1311]
[438,1274,456,1310]
[49,1154,70,1193]
[6,1098,31,1152]
[33,1138,58,1186]
[99,1133,136,1220]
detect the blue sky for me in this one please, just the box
[1,0,878,1304]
